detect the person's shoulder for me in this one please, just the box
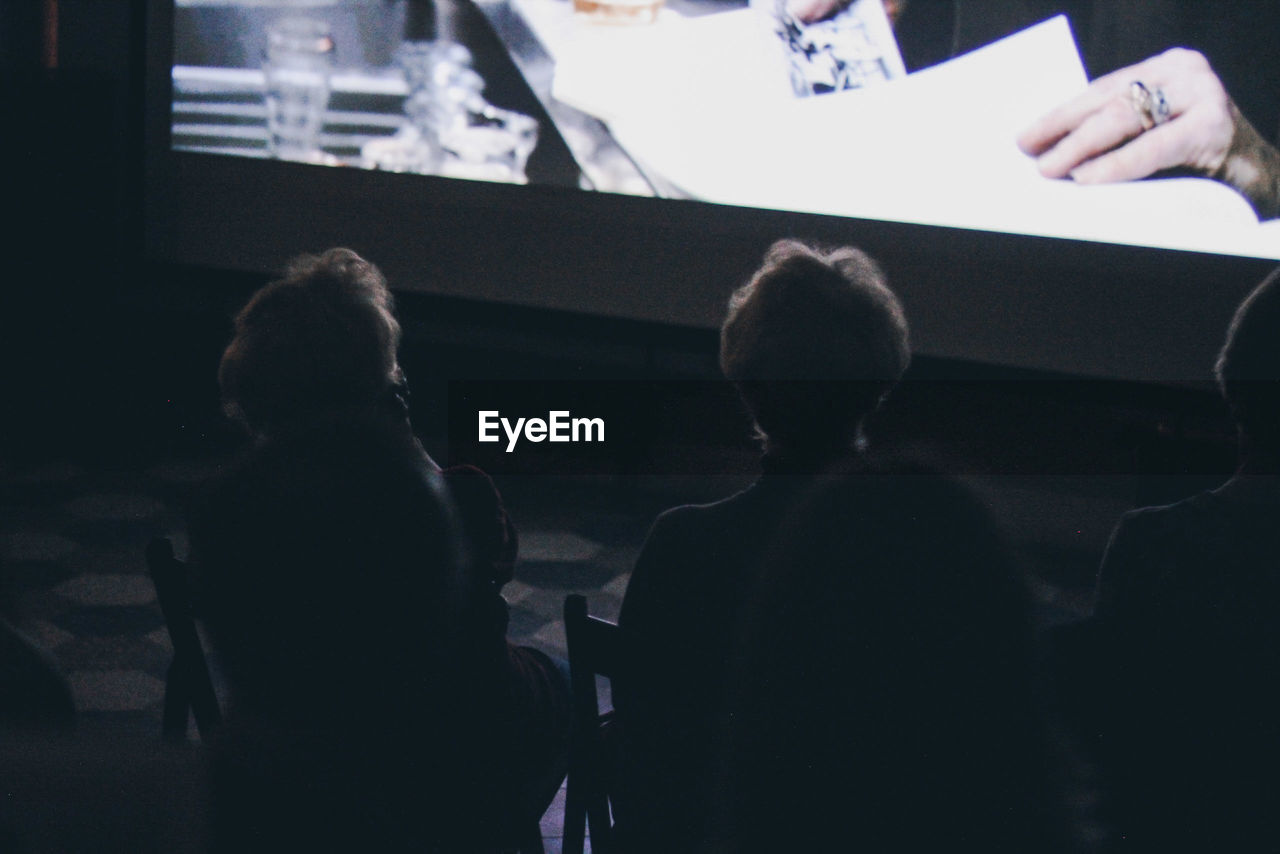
[1113,491,1218,542]
[626,486,760,605]
[259,416,440,493]
[652,494,736,525]
[1097,491,1220,609]
[190,417,450,555]
[645,483,761,540]
[638,504,707,558]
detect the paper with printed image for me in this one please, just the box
[754,0,906,97]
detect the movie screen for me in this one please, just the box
[171,0,1280,260]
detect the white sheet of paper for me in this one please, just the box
[551,13,1278,259]
[548,6,794,122]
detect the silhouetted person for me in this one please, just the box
[189,248,568,851]
[1092,267,1280,850]
[613,239,911,851]
[715,458,1059,852]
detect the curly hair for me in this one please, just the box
[219,248,402,435]
[719,239,910,452]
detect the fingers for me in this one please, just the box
[1016,76,1129,157]
[1031,94,1146,178]
[1015,54,1171,158]
[1016,49,1233,184]
[1067,121,1190,183]
[788,0,847,24]
[1068,98,1235,183]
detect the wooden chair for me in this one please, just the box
[146,536,222,743]
[563,594,624,854]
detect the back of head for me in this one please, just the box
[218,248,403,436]
[719,240,910,452]
[1216,267,1280,453]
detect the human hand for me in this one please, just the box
[789,0,902,27]
[1018,48,1237,185]
[789,0,849,25]
[1019,48,1280,219]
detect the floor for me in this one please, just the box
[0,448,752,851]
[0,438,1142,850]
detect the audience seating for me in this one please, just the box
[146,536,222,743]
[563,594,624,854]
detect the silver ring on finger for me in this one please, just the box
[1129,80,1171,131]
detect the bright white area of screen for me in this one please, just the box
[171,11,1280,261]
[541,12,1279,261]
[178,0,337,6]
[173,64,409,95]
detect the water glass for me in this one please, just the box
[263,17,335,162]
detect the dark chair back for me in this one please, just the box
[563,594,624,854]
[147,537,222,743]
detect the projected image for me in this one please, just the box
[172,1,1280,259]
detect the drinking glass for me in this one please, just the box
[263,17,335,162]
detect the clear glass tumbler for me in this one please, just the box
[262,17,335,162]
